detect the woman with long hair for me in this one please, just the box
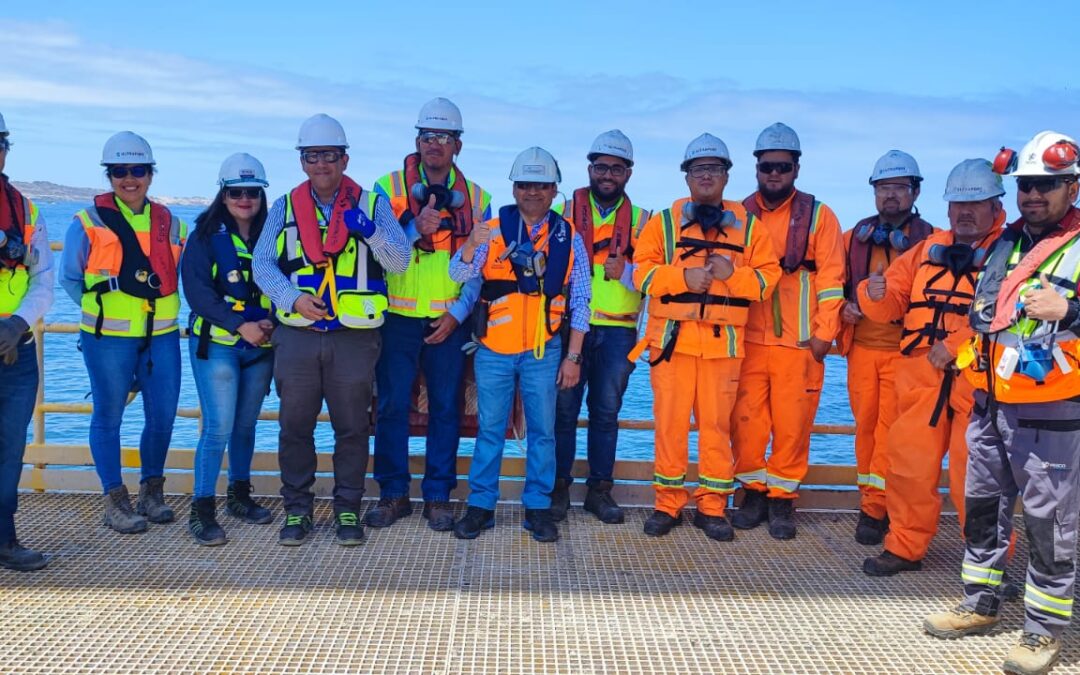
[181,153,275,545]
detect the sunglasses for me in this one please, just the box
[108,165,150,179]
[418,131,457,146]
[590,163,628,178]
[1016,177,1073,195]
[301,150,342,164]
[226,187,262,200]
[873,183,913,195]
[757,161,795,175]
[686,164,728,179]
[514,181,553,192]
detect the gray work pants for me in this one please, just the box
[961,389,1080,638]
[272,326,380,515]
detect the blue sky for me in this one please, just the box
[3,0,1078,227]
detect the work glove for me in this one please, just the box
[0,315,29,354]
[344,208,376,239]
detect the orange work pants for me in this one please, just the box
[847,344,901,519]
[882,355,971,562]
[650,351,741,518]
[732,343,824,498]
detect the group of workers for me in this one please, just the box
[0,101,1078,674]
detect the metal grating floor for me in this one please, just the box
[1,493,1078,674]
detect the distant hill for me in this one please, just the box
[13,181,211,207]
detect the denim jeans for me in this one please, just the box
[0,342,38,544]
[189,340,274,498]
[81,332,181,492]
[554,325,636,485]
[468,336,561,511]
[373,312,468,502]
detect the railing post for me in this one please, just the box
[32,319,45,445]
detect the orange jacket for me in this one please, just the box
[743,191,845,347]
[635,197,780,359]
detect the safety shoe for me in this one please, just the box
[136,476,175,523]
[1000,572,1021,602]
[453,506,495,540]
[767,497,797,540]
[103,485,148,534]
[923,605,1000,639]
[583,482,625,524]
[1003,632,1061,675]
[422,501,455,532]
[335,512,365,546]
[731,489,768,530]
[643,510,683,537]
[278,513,313,546]
[523,509,559,543]
[854,510,888,545]
[549,478,571,522]
[363,496,413,528]
[0,541,47,571]
[188,497,226,546]
[226,480,272,524]
[863,550,923,577]
[693,512,735,542]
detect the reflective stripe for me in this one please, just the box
[725,325,737,357]
[766,472,801,493]
[487,315,512,328]
[653,472,685,487]
[857,473,886,491]
[798,269,812,343]
[698,474,735,493]
[1025,584,1073,617]
[961,562,1003,587]
[754,269,768,300]
[591,309,637,323]
[388,295,418,310]
[736,470,767,486]
[80,312,131,333]
[429,300,453,312]
[817,286,844,302]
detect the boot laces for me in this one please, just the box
[1019,632,1052,650]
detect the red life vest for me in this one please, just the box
[289,176,365,265]
[846,214,934,295]
[91,193,178,297]
[570,187,633,269]
[0,176,28,268]
[743,190,816,274]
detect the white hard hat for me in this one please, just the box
[869,149,923,184]
[754,122,801,157]
[296,113,349,150]
[415,97,464,133]
[588,129,634,166]
[218,153,269,188]
[944,159,1005,202]
[100,131,155,166]
[1009,130,1080,177]
[681,133,731,171]
[508,146,561,183]
[0,112,7,136]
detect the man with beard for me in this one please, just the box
[731,122,845,540]
[840,150,935,545]
[551,130,650,524]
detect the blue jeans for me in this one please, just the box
[469,336,561,511]
[81,332,180,492]
[189,340,274,498]
[0,342,38,544]
[373,312,468,502]
[555,325,636,485]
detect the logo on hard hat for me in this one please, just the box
[240,169,255,179]
[522,165,545,175]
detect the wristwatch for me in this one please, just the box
[565,352,582,364]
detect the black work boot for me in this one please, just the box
[643,510,683,537]
[453,506,495,540]
[767,497,797,540]
[583,481,624,524]
[731,489,768,530]
[188,497,227,546]
[226,480,272,524]
[863,550,923,577]
[549,479,571,522]
[363,496,413,528]
[854,510,888,545]
[136,476,175,523]
[422,501,455,532]
[278,513,313,546]
[335,511,365,546]
[0,540,47,571]
[693,512,735,542]
[523,509,559,543]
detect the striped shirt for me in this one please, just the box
[14,209,54,326]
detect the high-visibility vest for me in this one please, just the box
[0,189,37,319]
[191,225,272,352]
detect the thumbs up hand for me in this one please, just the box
[866,262,887,301]
[603,250,626,281]
[1021,272,1069,321]
[417,194,442,236]
[469,219,491,248]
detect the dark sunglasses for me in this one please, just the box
[301,150,342,164]
[590,163,628,178]
[226,188,262,200]
[1017,176,1073,195]
[757,161,795,175]
[108,165,150,179]
[514,181,553,191]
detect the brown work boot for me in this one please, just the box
[923,605,1000,639]
[422,501,455,532]
[1003,632,1060,675]
[136,476,175,523]
[103,485,148,534]
[363,496,413,528]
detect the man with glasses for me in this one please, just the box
[925,131,1080,675]
[841,150,935,545]
[252,113,409,547]
[550,130,649,524]
[634,134,779,540]
[366,99,492,532]
[0,112,54,571]
[448,147,591,544]
[731,122,845,540]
